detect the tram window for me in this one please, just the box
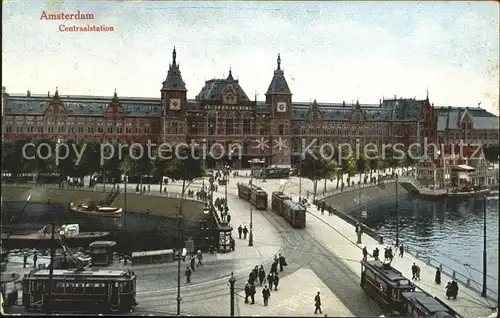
[75,283,84,293]
[392,289,400,300]
[55,282,65,292]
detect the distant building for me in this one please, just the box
[2,48,496,168]
[416,145,490,189]
[436,106,499,147]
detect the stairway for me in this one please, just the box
[98,187,120,206]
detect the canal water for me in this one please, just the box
[1,201,200,253]
[351,191,499,292]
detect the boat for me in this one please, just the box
[446,188,491,198]
[70,202,123,217]
[1,224,110,249]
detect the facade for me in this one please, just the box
[416,146,490,189]
[436,106,499,147]
[2,48,495,168]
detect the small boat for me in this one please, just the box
[70,202,123,217]
[1,224,110,249]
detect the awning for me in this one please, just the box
[453,164,475,171]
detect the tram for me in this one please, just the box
[360,259,416,313]
[22,268,137,313]
[360,260,461,317]
[237,183,268,210]
[271,192,306,228]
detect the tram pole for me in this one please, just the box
[177,177,187,316]
[248,160,254,247]
[123,175,128,265]
[395,174,400,247]
[229,272,236,316]
[298,154,302,203]
[47,198,55,314]
[481,196,487,298]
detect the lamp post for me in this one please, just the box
[248,159,264,247]
[122,174,128,264]
[298,154,303,203]
[228,272,236,316]
[202,139,207,202]
[395,173,400,247]
[481,195,487,298]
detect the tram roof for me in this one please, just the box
[28,269,133,279]
[401,292,458,317]
[283,199,305,211]
[363,260,413,287]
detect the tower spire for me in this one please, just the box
[277,53,281,70]
[172,47,177,66]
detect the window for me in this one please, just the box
[145,123,151,134]
[189,122,197,135]
[116,122,122,134]
[278,124,284,136]
[242,118,251,135]
[259,125,267,136]
[208,118,216,135]
[226,118,233,135]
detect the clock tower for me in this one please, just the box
[161,47,187,142]
[265,53,293,166]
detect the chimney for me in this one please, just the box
[379,99,382,105]
[394,95,397,100]
[27,90,31,97]
[342,101,345,107]
[48,91,50,97]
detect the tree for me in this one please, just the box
[368,157,378,180]
[300,151,335,199]
[484,145,499,163]
[355,155,368,183]
[339,151,356,187]
[383,147,401,175]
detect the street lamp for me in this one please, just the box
[121,174,129,264]
[248,159,264,247]
[481,195,487,298]
[202,139,207,202]
[395,174,400,247]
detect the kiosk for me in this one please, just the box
[217,225,233,253]
[89,241,117,266]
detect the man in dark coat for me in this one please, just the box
[399,244,404,257]
[450,280,458,299]
[278,254,287,272]
[273,272,280,291]
[243,226,249,239]
[362,246,368,261]
[435,267,441,284]
[411,263,417,280]
[373,247,379,260]
[267,272,274,287]
[270,260,278,274]
[244,282,251,304]
[262,285,271,306]
[258,265,266,286]
[314,292,322,314]
[237,225,243,239]
[33,253,38,268]
[248,272,256,285]
[23,254,28,268]
[249,283,256,304]
[185,266,192,284]
[190,255,196,272]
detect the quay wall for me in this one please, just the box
[0,185,206,221]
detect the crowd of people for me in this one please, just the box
[243,254,287,306]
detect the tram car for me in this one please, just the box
[250,188,268,210]
[237,183,252,201]
[271,192,291,217]
[360,259,461,317]
[237,182,268,210]
[22,268,137,313]
[271,192,306,228]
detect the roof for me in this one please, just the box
[401,292,456,317]
[195,74,250,102]
[436,106,499,130]
[363,260,414,287]
[283,199,305,211]
[162,47,186,91]
[266,54,292,95]
[30,269,132,278]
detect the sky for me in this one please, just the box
[2,1,499,115]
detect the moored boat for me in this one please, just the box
[1,224,110,249]
[70,202,122,217]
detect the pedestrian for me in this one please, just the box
[435,267,441,284]
[185,266,192,284]
[227,214,231,224]
[411,263,417,280]
[446,282,453,299]
[243,226,248,239]
[362,246,368,261]
[273,272,280,291]
[278,254,287,272]
[258,265,266,286]
[248,272,256,285]
[415,265,421,281]
[262,285,271,306]
[23,254,28,268]
[33,253,38,268]
[250,283,256,304]
[244,282,251,304]
[267,273,274,288]
[450,280,458,299]
[196,250,203,267]
[190,255,196,271]
[270,260,278,274]
[230,238,235,251]
[399,244,404,257]
[314,292,322,314]
[373,247,379,260]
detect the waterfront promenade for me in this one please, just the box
[248,177,498,318]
